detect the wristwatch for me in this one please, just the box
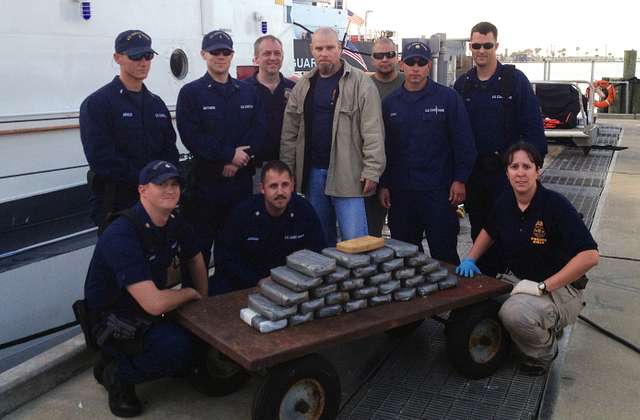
[538,282,548,294]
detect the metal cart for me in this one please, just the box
[176,267,511,420]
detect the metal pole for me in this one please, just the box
[590,60,595,82]
[431,57,438,84]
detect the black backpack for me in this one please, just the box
[534,83,582,129]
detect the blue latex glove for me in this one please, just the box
[456,258,481,277]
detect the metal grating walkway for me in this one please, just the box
[338,125,622,419]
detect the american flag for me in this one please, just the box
[342,40,368,71]
[347,9,365,26]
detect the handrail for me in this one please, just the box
[0,227,97,260]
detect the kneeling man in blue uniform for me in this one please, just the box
[83,160,208,417]
[212,160,326,294]
[378,41,477,264]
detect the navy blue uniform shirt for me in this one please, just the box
[245,73,295,163]
[309,71,341,169]
[484,183,598,282]
[454,62,547,158]
[212,193,326,294]
[80,76,179,184]
[84,203,199,316]
[381,81,477,191]
[176,72,265,192]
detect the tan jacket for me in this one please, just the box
[280,60,385,197]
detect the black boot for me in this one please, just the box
[103,362,142,418]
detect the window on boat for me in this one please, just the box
[170,49,188,80]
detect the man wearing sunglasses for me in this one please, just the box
[365,37,405,237]
[281,27,385,247]
[379,41,476,264]
[453,22,546,275]
[80,29,179,232]
[177,30,265,287]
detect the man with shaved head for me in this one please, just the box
[281,27,385,246]
[365,37,405,237]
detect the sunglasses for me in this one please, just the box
[209,49,233,57]
[471,42,495,50]
[128,52,155,61]
[372,51,397,60]
[404,57,429,67]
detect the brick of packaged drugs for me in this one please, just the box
[339,278,365,291]
[417,283,439,297]
[259,277,309,306]
[325,291,350,305]
[271,266,323,291]
[393,287,416,301]
[367,246,395,263]
[248,293,298,320]
[350,286,378,299]
[299,298,325,314]
[343,299,368,313]
[286,249,336,277]
[419,260,441,275]
[402,275,425,288]
[316,304,343,318]
[378,279,401,295]
[352,264,378,278]
[322,247,371,268]
[393,267,416,280]
[438,274,459,290]
[336,235,385,253]
[369,294,392,306]
[384,238,419,257]
[405,253,430,267]
[289,312,314,327]
[367,271,392,286]
[324,265,350,284]
[311,283,338,298]
[379,258,404,273]
[426,268,449,283]
[240,307,287,333]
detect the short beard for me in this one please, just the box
[317,61,337,76]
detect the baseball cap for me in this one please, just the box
[402,41,432,61]
[202,30,234,52]
[138,160,183,185]
[115,29,157,56]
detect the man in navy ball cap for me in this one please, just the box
[177,30,265,286]
[83,160,207,417]
[80,29,178,233]
[378,40,476,265]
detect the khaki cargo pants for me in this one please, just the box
[498,276,584,366]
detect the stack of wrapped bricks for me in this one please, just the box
[240,237,459,333]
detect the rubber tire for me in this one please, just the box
[252,354,340,420]
[445,301,510,379]
[189,347,251,397]
[385,319,424,338]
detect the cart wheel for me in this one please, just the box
[252,353,340,420]
[385,319,424,338]
[446,301,510,379]
[190,347,250,396]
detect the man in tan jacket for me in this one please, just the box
[280,27,385,246]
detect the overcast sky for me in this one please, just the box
[347,0,637,57]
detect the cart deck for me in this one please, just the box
[176,267,511,372]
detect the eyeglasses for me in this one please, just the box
[403,57,429,67]
[372,51,397,60]
[128,52,155,61]
[471,42,495,50]
[209,49,233,57]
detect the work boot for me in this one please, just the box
[102,362,142,418]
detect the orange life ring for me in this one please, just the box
[587,80,616,109]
